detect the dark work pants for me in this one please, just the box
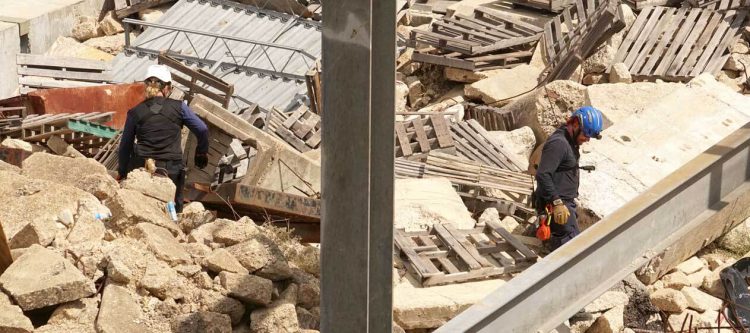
[126,155,186,213]
[548,200,579,251]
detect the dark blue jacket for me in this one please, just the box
[535,125,580,204]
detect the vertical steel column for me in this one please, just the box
[320,0,395,331]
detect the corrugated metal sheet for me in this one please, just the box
[111,0,321,112]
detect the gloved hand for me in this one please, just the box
[194,153,208,169]
[552,202,570,225]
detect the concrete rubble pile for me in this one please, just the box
[0,152,322,333]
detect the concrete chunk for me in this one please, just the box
[219,271,273,306]
[199,290,245,325]
[48,297,99,327]
[661,271,690,290]
[107,259,133,283]
[99,11,124,36]
[0,246,95,310]
[649,289,688,313]
[9,218,57,248]
[676,257,705,275]
[395,178,475,231]
[106,189,178,233]
[22,153,113,198]
[250,303,300,333]
[131,222,191,265]
[171,311,232,333]
[212,217,259,245]
[687,269,711,288]
[0,303,34,333]
[586,305,624,333]
[464,65,540,106]
[139,261,182,300]
[96,284,147,333]
[582,291,629,313]
[225,239,271,272]
[682,286,722,312]
[203,248,249,274]
[71,16,100,42]
[608,63,632,84]
[121,169,177,203]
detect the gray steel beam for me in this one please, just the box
[437,123,750,333]
[320,0,395,332]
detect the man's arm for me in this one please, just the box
[118,112,137,178]
[535,139,565,203]
[180,102,209,154]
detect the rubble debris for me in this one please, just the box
[120,169,176,203]
[464,64,541,106]
[84,33,136,55]
[609,63,632,84]
[46,135,86,158]
[0,302,34,333]
[99,11,125,36]
[203,248,249,274]
[8,218,58,249]
[106,189,179,233]
[45,36,114,61]
[0,245,96,310]
[47,296,100,328]
[250,302,300,333]
[96,284,147,333]
[22,152,112,196]
[131,223,191,266]
[587,305,625,333]
[71,16,101,42]
[171,311,232,333]
[649,288,688,313]
[1,138,46,152]
[681,286,721,312]
[219,271,273,305]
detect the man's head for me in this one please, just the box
[144,65,172,98]
[567,106,603,145]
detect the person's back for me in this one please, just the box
[130,96,185,161]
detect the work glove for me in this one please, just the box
[194,153,208,169]
[552,202,570,225]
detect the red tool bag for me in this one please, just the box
[536,204,552,241]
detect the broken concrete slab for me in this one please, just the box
[99,11,123,36]
[8,218,57,249]
[501,80,587,144]
[464,64,541,106]
[219,271,273,305]
[45,36,113,61]
[71,16,100,42]
[649,289,688,313]
[395,178,475,231]
[250,302,300,333]
[199,289,245,325]
[96,283,148,333]
[582,291,629,313]
[681,286,721,312]
[22,153,112,197]
[106,189,178,233]
[0,245,95,310]
[203,248,249,274]
[171,311,232,333]
[608,63,632,84]
[0,303,34,333]
[131,223,191,266]
[584,81,684,129]
[48,296,99,327]
[120,169,176,203]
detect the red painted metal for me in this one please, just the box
[0,83,146,129]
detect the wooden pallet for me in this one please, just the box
[395,115,455,158]
[305,65,323,115]
[395,222,538,286]
[410,8,542,71]
[395,152,534,197]
[541,0,625,82]
[450,119,525,172]
[685,0,750,10]
[609,7,748,82]
[17,54,113,92]
[464,105,515,131]
[158,53,234,109]
[266,105,321,153]
[94,131,122,172]
[512,0,575,13]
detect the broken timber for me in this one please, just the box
[541,0,625,82]
[685,0,750,10]
[410,8,542,71]
[266,105,321,153]
[511,0,575,13]
[451,119,525,172]
[395,115,454,158]
[158,53,234,109]
[17,54,113,93]
[609,7,748,82]
[395,222,538,286]
[464,105,515,132]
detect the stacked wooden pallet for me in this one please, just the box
[0,112,116,156]
[451,119,525,172]
[410,8,543,71]
[395,222,538,286]
[541,0,625,82]
[464,105,515,132]
[265,105,321,153]
[94,131,122,172]
[609,7,748,82]
[395,152,534,197]
[0,107,26,136]
[685,0,750,9]
[511,0,574,12]
[395,115,454,158]
[17,54,113,93]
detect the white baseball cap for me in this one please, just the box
[144,64,172,83]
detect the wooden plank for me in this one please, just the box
[611,6,653,66]
[275,126,311,152]
[436,257,460,274]
[552,16,564,56]
[282,107,306,129]
[466,119,525,171]
[654,8,702,76]
[411,118,430,153]
[394,232,442,276]
[159,54,231,93]
[622,7,665,69]
[486,220,538,259]
[305,131,322,148]
[443,223,494,267]
[575,0,587,22]
[17,54,112,71]
[640,8,689,75]
[689,10,735,76]
[629,8,677,74]
[666,10,712,77]
[429,115,453,148]
[433,224,482,270]
[17,67,111,82]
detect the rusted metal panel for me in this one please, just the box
[0,147,33,167]
[0,83,145,129]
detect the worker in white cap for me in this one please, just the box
[118,64,209,212]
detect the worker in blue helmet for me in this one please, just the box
[534,106,603,251]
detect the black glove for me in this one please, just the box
[194,153,208,169]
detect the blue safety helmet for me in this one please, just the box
[572,106,603,140]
